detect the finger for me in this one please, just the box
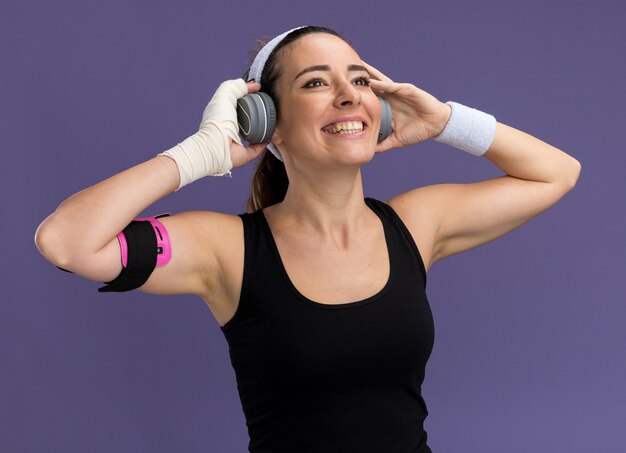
[230,141,267,168]
[246,81,261,94]
[361,60,383,79]
[374,135,399,153]
[362,61,393,83]
[369,78,396,94]
[247,142,269,155]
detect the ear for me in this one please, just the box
[271,124,284,146]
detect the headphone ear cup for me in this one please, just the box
[236,92,276,143]
[377,97,393,143]
[257,92,276,142]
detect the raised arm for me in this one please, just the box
[389,120,581,268]
[33,156,212,293]
[35,79,266,297]
[363,62,581,269]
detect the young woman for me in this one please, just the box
[35,25,581,453]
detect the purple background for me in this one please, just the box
[2,0,624,451]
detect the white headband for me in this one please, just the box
[247,26,307,162]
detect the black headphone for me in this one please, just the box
[236,75,393,144]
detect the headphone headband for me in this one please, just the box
[245,26,308,162]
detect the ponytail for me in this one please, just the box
[246,151,289,213]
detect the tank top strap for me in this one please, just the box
[220,210,281,332]
[235,212,256,307]
[365,197,428,288]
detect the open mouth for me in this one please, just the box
[322,121,367,135]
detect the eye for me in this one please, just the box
[353,76,371,86]
[303,77,326,88]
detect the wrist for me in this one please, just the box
[432,101,497,157]
[157,125,233,191]
[432,102,453,138]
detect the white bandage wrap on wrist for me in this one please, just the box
[433,101,497,156]
[158,79,248,190]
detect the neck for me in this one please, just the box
[271,165,372,244]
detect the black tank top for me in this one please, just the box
[220,197,435,453]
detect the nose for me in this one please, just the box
[333,80,361,108]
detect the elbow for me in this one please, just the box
[565,158,582,190]
[34,215,74,268]
[554,156,581,191]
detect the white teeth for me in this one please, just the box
[323,121,364,134]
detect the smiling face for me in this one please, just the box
[270,33,382,169]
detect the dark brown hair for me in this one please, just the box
[245,26,350,213]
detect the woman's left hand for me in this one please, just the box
[363,62,452,153]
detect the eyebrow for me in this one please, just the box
[294,64,369,81]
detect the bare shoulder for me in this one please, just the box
[386,185,450,272]
[138,210,244,307]
[172,209,245,290]
[176,210,243,247]
[181,210,245,323]
[191,210,245,279]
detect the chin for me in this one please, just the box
[332,144,376,166]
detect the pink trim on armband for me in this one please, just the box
[116,230,129,268]
[116,213,173,268]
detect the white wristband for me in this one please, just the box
[433,101,497,156]
[158,79,248,190]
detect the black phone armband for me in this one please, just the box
[97,214,172,292]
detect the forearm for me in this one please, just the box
[483,122,581,187]
[35,155,179,264]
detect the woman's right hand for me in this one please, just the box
[228,81,269,169]
[199,78,269,169]
[161,79,269,187]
